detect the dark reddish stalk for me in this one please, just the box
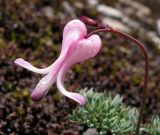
[109,30,149,135]
[80,16,149,135]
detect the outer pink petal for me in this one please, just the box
[56,34,102,105]
[66,34,102,64]
[14,19,87,75]
[60,19,87,61]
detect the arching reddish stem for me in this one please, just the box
[80,16,149,135]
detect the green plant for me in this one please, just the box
[69,88,138,135]
[80,16,149,135]
[143,116,160,135]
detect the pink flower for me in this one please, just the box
[14,19,102,105]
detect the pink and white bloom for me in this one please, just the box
[14,19,102,105]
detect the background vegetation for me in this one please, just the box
[0,0,160,134]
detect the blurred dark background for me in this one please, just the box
[0,0,160,134]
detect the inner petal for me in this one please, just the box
[31,73,54,101]
[57,63,86,105]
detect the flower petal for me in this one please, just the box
[14,19,87,75]
[15,19,88,101]
[56,34,102,105]
[30,19,88,100]
[57,64,86,105]
[31,73,54,101]
[66,34,102,64]
[14,56,66,74]
[14,58,52,74]
[59,19,87,61]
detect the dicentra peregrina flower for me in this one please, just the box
[14,19,102,105]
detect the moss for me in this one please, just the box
[22,89,29,97]
[53,93,61,102]
[39,36,53,46]
[0,38,7,48]
[73,64,83,74]
[12,91,20,99]
[44,25,53,36]
[131,75,142,85]
[16,106,25,116]
[12,89,30,100]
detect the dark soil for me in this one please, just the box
[0,0,160,134]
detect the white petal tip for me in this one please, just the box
[69,93,86,106]
[14,58,22,64]
[14,58,30,67]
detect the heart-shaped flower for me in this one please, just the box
[14,19,102,105]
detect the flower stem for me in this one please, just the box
[110,30,149,135]
[86,24,149,135]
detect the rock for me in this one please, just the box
[157,19,160,36]
[63,1,76,18]
[102,17,131,33]
[122,17,141,30]
[74,1,84,9]
[119,0,151,16]
[77,125,85,132]
[147,31,160,50]
[42,6,54,20]
[138,29,160,51]
[97,4,123,19]
[83,128,99,135]
[87,0,98,6]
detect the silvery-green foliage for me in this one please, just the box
[144,116,160,135]
[69,88,138,135]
